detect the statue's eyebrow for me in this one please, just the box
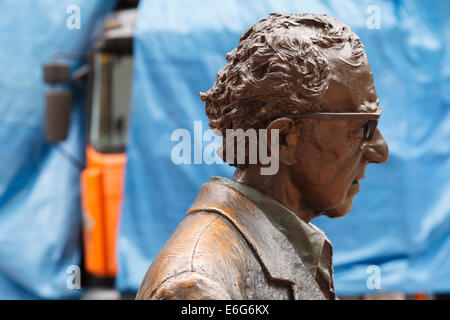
[360,99,379,112]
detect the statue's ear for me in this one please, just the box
[266,117,298,166]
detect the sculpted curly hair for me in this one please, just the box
[200,13,365,133]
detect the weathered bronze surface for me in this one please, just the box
[136,13,389,300]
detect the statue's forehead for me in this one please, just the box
[318,45,379,113]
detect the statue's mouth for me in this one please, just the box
[353,175,365,184]
[350,175,364,194]
[349,180,361,195]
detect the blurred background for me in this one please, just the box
[0,0,448,299]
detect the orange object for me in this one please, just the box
[413,292,427,300]
[81,146,126,278]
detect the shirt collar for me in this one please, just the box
[210,176,333,285]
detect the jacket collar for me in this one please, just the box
[187,180,327,299]
[210,177,333,283]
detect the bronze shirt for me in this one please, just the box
[210,177,336,299]
[136,177,336,300]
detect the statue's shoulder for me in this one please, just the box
[136,211,249,299]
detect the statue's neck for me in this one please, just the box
[232,166,318,222]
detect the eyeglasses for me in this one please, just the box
[281,108,382,141]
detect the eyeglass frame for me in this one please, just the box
[274,108,382,141]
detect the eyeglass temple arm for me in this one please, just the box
[293,108,382,120]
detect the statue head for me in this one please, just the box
[200,13,389,220]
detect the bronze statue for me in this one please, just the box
[136,13,389,300]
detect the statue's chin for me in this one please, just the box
[322,197,354,219]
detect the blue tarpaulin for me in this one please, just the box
[0,0,115,299]
[119,0,450,295]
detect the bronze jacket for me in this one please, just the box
[136,177,336,300]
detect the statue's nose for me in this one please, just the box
[363,129,389,164]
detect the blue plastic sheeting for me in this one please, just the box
[119,0,450,294]
[0,1,116,299]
